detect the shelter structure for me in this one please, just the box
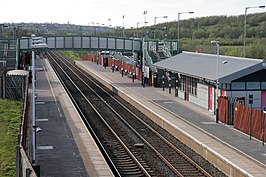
[153,51,266,113]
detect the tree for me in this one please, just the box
[247,40,266,59]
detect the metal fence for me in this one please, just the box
[5,75,27,100]
[14,75,37,177]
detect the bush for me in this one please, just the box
[64,50,91,61]
[63,50,81,61]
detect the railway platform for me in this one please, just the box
[76,60,266,177]
[30,57,114,177]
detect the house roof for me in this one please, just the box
[153,51,265,83]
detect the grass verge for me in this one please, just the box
[0,99,22,177]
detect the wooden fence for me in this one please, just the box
[218,97,266,141]
[234,103,266,141]
[218,97,229,124]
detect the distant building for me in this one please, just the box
[153,51,266,112]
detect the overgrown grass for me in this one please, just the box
[63,50,82,61]
[0,99,22,177]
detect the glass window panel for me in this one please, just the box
[226,83,231,90]
[221,83,226,89]
[231,82,245,90]
[246,82,260,90]
[261,82,266,89]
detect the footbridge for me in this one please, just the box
[19,35,142,52]
[1,35,178,71]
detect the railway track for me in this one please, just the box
[46,51,227,177]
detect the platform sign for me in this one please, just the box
[263,106,266,113]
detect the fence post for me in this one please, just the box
[175,73,178,97]
[162,71,165,91]
[263,111,265,146]
[249,94,253,140]
[16,142,21,177]
[229,99,234,125]
[250,104,252,140]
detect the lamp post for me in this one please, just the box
[122,15,125,37]
[178,11,194,53]
[31,35,47,168]
[96,23,100,36]
[211,40,220,123]
[114,26,123,37]
[95,23,105,36]
[137,22,143,38]
[132,36,135,66]
[136,22,141,38]
[90,22,96,35]
[154,16,168,39]
[13,26,17,38]
[0,24,9,38]
[141,11,148,87]
[137,22,148,38]
[108,18,111,27]
[143,11,148,40]
[160,26,168,41]
[142,37,145,87]
[244,5,265,58]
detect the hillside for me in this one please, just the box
[123,12,266,59]
[1,12,265,59]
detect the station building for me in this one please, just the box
[153,51,266,113]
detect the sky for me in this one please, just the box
[1,0,265,28]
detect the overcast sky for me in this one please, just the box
[1,0,265,28]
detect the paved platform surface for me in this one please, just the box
[30,57,113,177]
[77,60,266,177]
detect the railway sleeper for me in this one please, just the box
[118,170,144,175]
[116,163,139,168]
